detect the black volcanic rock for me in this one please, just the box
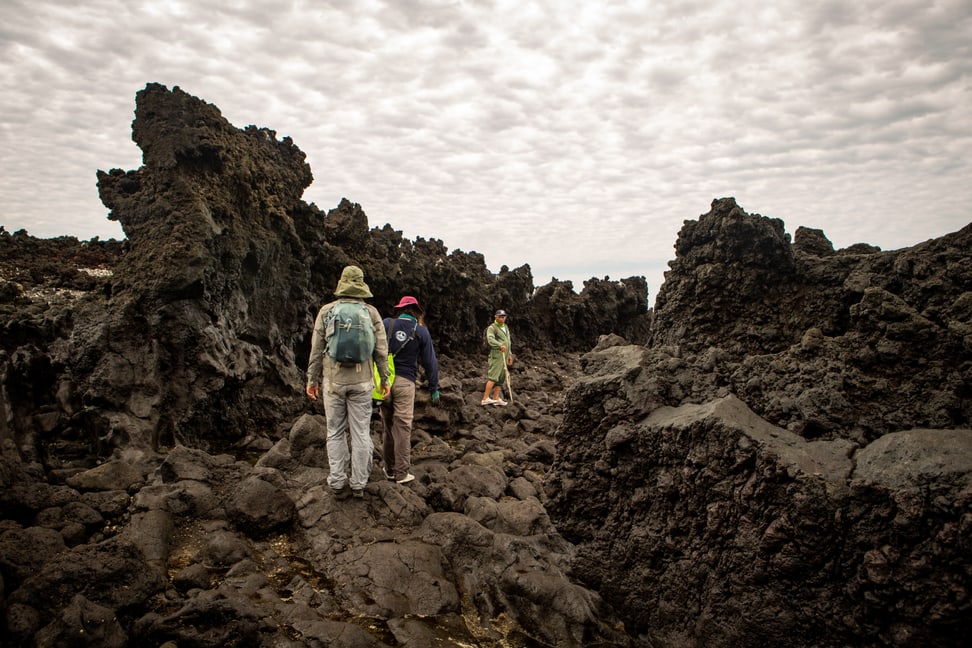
[0,83,648,647]
[4,84,970,648]
[644,197,972,440]
[0,83,644,456]
[548,385,972,646]
[0,83,650,466]
[547,199,972,646]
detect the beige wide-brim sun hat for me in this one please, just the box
[333,265,373,298]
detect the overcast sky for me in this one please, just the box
[2,0,970,303]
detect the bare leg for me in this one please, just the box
[482,380,495,401]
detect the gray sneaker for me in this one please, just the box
[396,473,415,484]
[381,467,394,480]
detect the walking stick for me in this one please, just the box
[503,355,514,405]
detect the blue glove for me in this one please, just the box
[431,390,441,407]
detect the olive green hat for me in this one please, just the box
[333,265,373,298]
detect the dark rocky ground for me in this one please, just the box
[1,84,970,647]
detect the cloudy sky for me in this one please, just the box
[2,0,970,302]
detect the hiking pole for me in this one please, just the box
[503,356,514,405]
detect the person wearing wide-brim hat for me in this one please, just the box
[306,265,390,500]
[481,309,512,406]
[378,295,440,484]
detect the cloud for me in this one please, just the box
[1,0,970,303]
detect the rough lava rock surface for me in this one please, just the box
[1,85,970,647]
[546,198,972,646]
[647,197,971,440]
[0,84,645,646]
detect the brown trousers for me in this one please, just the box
[379,379,416,480]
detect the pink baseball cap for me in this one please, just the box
[394,295,424,313]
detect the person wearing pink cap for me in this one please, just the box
[378,295,440,484]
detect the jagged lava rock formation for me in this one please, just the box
[1,82,969,647]
[0,83,649,646]
[5,82,649,457]
[546,198,972,646]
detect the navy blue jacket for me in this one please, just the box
[383,315,439,392]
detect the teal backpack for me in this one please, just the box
[325,301,375,365]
